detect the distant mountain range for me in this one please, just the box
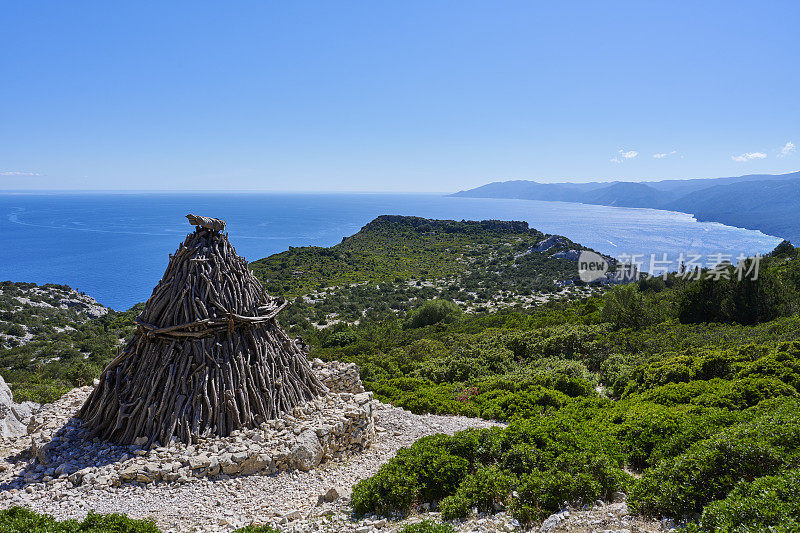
[451,171,800,244]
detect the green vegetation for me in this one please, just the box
[231,525,281,533]
[346,241,800,530]
[405,299,463,329]
[697,468,800,531]
[252,216,604,327]
[399,520,456,533]
[0,507,161,533]
[253,216,551,296]
[0,507,282,533]
[5,218,800,531]
[0,281,139,403]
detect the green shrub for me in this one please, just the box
[477,386,570,420]
[414,447,470,503]
[352,403,630,522]
[233,525,281,533]
[513,469,599,523]
[439,466,516,520]
[613,401,743,471]
[10,380,75,404]
[699,468,800,531]
[351,459,419,516]
[399,520,456,533]
[637,377,797,411]
[351,434,469,516]
[405,300,463,329]
[79,512,162,532]
[323,329,359,347]
[3,323,25,337]
[629,398,800,517]
[677,265,789,325]
[600,284,655,330]
[0,507,161,532]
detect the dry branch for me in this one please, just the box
[78,215,327,445]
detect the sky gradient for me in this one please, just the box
[1,1,798,192]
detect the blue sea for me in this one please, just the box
[0,192,783,310]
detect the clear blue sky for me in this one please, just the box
[1,1,798,192]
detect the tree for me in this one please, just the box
[600,284,651,330]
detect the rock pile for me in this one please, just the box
[311,359,365,394]
[1,398,504,532]
[18,389,374,489]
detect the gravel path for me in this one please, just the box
[1,401,501,532]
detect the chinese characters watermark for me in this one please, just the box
[578,251,762,283]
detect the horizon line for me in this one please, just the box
[1,169,798,194]
[0,189,455,195]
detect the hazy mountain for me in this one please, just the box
[578,182,667,208]
[668,179,800,241]
[452,171,800,243]
[645,171,800,195]
[450,180,601,201]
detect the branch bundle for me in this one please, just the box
[78,217,327,446]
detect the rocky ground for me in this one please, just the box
[0,387,499,532]
[0,384,669,533]
[0,360,669,533]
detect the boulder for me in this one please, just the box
[318,485,351,504]
[534,235,567,252]
[239,453,272,475]
[540,510,569,533]
[551,249,581,261]
[0,374,38,438]
[188,454,211,469]
[290,429,323,471]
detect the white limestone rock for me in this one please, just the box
[0,374,38,438]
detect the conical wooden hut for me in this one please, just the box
[79,214,327,445]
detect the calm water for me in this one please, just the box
[0,192,782,310]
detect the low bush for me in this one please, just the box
[405,300,463,329]
[399,520,456,533]
[233,525,281,533]
[0,507,161,532]
[699,468,800,531]
[352,403,631,524]
[439,466,516,520]
[351,434,468,516]
[629,398,800,517]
